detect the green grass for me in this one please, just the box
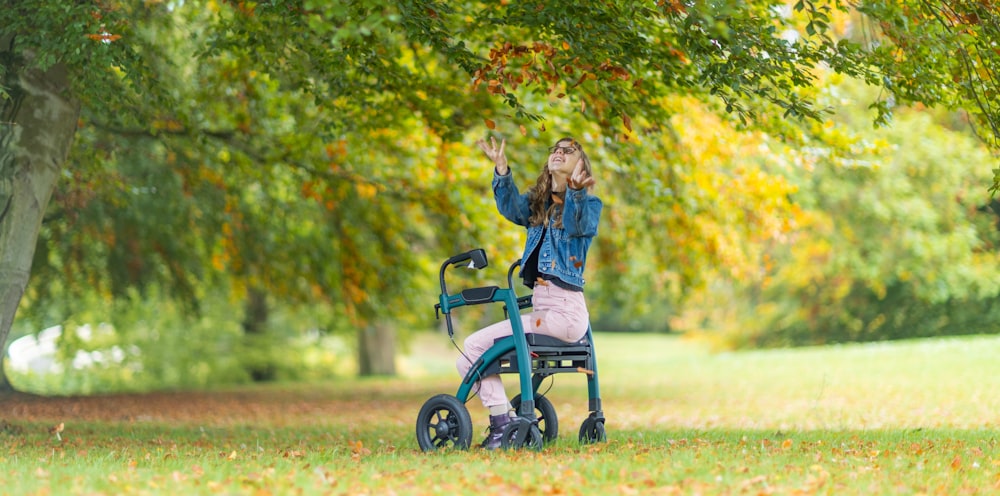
[4,333,1000,494]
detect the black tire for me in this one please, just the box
[416,394,473,451]
[510,393,559,443]
[500,419,544,451]
[578,416,607,444]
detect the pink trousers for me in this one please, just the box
[456,283,590,409]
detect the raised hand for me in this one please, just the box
[476,136,508,175]
[567,158,595,190]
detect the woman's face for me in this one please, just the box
[546,140,582,178]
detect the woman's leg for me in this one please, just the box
[455,315,533,412]
[526,283,590,343]
[455,284,589,411]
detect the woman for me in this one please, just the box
[458,136,602,449]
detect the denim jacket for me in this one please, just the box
[493,169,603,288]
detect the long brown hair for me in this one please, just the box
[527,138,592,228]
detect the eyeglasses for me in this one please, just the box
[548,145,577,155]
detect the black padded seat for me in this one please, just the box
[483,334,593,376]
[524,333,584,347]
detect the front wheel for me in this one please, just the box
[510,393,559,443]
[578,415,606,444]
[416,394,473,451]
[500,419,544,451]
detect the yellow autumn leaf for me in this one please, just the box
[356,182,378,199]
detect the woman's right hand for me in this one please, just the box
[476,136,508,175]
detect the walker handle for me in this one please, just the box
[439,248,489,295]
[507,258,522,289]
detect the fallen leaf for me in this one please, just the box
[49,422,64,441]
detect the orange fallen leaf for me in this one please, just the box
[350,440,371,457]
[485,118,496,129]
[49,422,64,441]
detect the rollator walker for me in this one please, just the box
[416,248,607,451]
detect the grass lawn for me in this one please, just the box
[3,332,1000,494]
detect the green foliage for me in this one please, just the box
[682,78,1000,349]
[854,2,1000,148]
[0,0,160,120]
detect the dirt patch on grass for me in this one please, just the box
[0,385,436,428]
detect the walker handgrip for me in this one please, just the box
[446,248,488,269]
[440,248,489,295]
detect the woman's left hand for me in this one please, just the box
[567,159,596,190]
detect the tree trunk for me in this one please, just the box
[0,39,81,364]
[0,355,12,394]
[241,287,276,381]
[358,321,396,376]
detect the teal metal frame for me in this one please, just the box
[436,249,602,422]
[441,285,537,417]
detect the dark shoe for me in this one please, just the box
[481,414,512,450]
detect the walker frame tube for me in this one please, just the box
[444,286,536,419]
